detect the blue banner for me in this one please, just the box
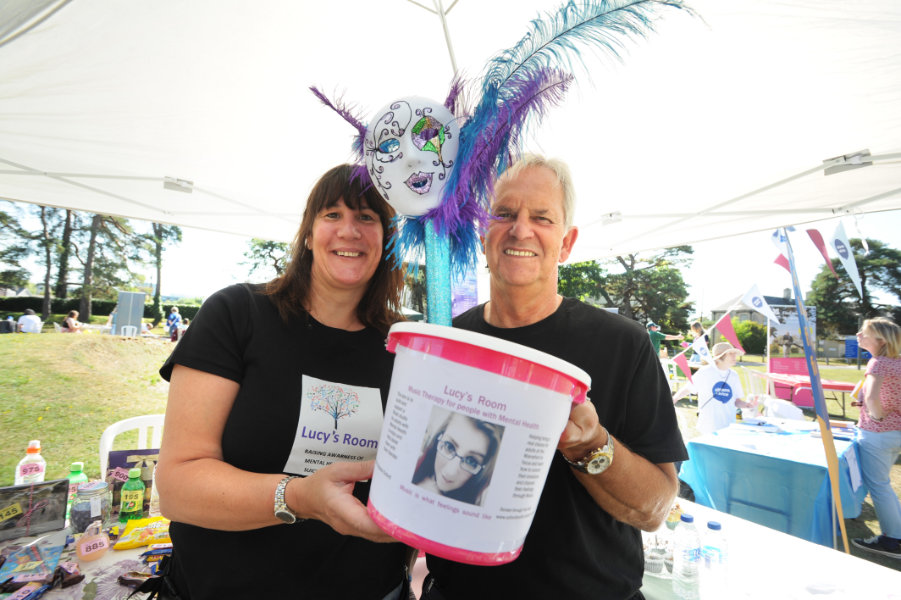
[781,228,830,429]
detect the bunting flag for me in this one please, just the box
[774,253,790,272]
[713,312,744,353]
[806,229,838,278]
[770,228,790,255]
[782,227,849,552]
[691,336,711,365]
[830,222,863,298]
[740,284,780,324]
[671,351,693,383]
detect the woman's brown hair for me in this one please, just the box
[264,164,404,334]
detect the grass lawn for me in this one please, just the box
[0,332,173,484]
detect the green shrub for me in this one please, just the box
[734,319,767,354]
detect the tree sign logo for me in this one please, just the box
[833,239,849,259]
[308,384,360,429]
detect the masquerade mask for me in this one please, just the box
[364,96,459,216]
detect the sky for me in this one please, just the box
[158,208,901,319]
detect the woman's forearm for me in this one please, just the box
[156,459,286,530]
[863,374,885,420]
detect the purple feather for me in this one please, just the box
[444,75,465,114]
[309,86,368,159]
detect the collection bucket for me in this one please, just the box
[368,322,590,565]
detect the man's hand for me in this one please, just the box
[557,400,607,462]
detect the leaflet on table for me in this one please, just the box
[370,350,571,554]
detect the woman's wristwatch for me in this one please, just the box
[274,475,303,524]
[561,428,615,475]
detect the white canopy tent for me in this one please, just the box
[1,0,899,263]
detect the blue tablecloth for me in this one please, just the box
[678,421,867,547]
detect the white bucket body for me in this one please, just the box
[368,323,590,565]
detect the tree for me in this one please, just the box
[75,214,139,319]
[0,204,32,290]
[147,223,183,326]
[559,246,694,332]
[243,238,288,279]
[557,261,609,304]
[54,210,76,298]
[37,207,56,319]
[733,319,767,354]
[807,238,901,335]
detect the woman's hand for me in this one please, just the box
[292,460,396,543]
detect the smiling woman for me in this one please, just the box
[153,164,412,599]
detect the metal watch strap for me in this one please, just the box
[274,475,302,524]
[562,428,614,474]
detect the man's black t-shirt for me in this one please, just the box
[426,298,688,600]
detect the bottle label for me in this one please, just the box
[0,503,23,522]
[90,496,103,518]
[121,490,143,512]
[19,463,44,476]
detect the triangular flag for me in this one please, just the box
[830,222,863,298]
[741,284,780,324]
[806,229,839,278]
[771,229,789,255]
[714,312,745,353]
[691,336,711,365]
[672,351,693,384]
[774,253,790,272]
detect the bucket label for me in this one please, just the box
[370,345,573,556]
[282,375,385,475]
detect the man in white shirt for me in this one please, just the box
[17,309,42,334]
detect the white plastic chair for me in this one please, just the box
[119,325,138,337]
[99,414,165,477]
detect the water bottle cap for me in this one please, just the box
[707,521,722,530]
[70,461,84,472]
[26,440,41,453]
[128,468,142,479]
[680,513,694,523]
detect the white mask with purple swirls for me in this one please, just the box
[364,96,458,216]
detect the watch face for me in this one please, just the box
[275,509,296,524]
[586,455,611,475]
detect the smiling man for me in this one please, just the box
[422,154,688,600]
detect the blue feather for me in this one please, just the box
[484,0,692,94]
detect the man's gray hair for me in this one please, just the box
[499,153,576,230]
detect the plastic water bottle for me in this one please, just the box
[14,440,47,485]
[66,461,89,523]
[700,521,728,600]
[148,463,162,517]
[119,468,145,523]
[672,513,701,600]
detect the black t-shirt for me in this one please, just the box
[426,298,688,600]
[159,284,406,599]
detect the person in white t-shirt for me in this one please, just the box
[17,309,42,334]
[673,342,758,434]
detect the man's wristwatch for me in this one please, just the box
[562,429,615,475]
[274,475,302,524]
